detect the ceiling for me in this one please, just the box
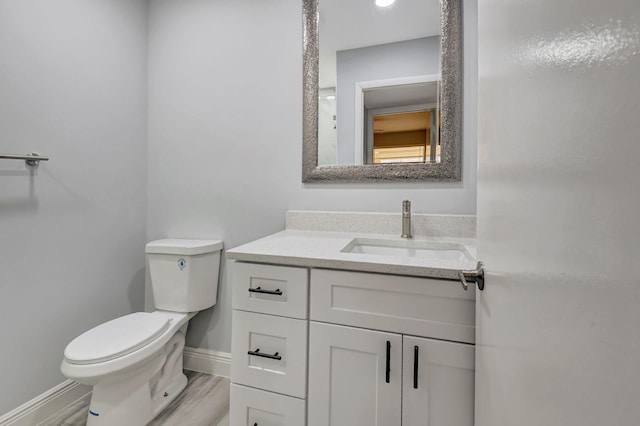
[318,0,441,88]
[363,81,439,109]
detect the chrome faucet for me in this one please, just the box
[401,200,412,239]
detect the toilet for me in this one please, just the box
[60,239,223,426]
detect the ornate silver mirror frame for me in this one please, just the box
[302,0,463,183]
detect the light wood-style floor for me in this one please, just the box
[40,371,229,426]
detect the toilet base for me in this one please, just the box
[85,371,187,426]
[84,325,188,425]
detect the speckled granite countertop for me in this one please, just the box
[225,229,476,280]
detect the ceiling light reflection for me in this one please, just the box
[375,0,396,8]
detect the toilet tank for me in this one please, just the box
[145,239,223,312]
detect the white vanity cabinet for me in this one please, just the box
[230,263,475,426]
[230,262,309,426]
[307,269,475,426]
[307,325,475,426]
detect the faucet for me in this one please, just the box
[401,200,412,239]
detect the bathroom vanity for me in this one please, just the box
[226,212,477,426]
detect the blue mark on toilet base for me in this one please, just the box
[89,410,100,416]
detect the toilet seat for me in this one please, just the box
[64,312,170,365]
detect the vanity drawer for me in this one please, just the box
[310,269,476,344]
[230,383,306,426]
[232,262,309,319]
[231,310,308,398]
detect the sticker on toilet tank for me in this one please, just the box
[178,258,186,270]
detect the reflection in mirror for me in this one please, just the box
[317,0,441,166]
[361,77,440,165]
[302,0,463,182]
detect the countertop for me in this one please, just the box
[225,230,477,280]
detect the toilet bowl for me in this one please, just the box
[60,239,223,426]
[61,311,195,425]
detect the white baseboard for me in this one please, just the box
[0,380,91,426]
[0,348,229,426]
[183,347,231,378]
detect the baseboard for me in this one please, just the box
[183,346,231,378]
[0,380,91,426]
[0,349,229,426]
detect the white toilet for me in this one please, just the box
[60,239,223,426]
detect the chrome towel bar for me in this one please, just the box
[0,152,49,167]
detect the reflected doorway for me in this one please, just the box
[370,109,441,164]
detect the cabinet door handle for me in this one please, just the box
[247,348,282,360]
[248,286,283,296]
[385,340,391,383]
[413,345,419,389]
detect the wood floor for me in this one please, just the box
[40,371,229,426]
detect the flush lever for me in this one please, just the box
[458,261,485,291]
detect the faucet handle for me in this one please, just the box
[401,200,412,238]
[402,200,411,214]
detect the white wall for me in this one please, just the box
[147,0,477,353]
[0,0,148,414]
[335,36,441,164]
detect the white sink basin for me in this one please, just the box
[341,238,473,262]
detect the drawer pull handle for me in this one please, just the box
[248,286,283,296]
[413,345,419,389]
[248,348,282,360]
[385,340,391,383]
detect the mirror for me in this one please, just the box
[303,0,462,182]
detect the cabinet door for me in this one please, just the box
[402,336,475,426]
[308,322,401,426]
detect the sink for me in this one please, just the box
[341,238,473,262]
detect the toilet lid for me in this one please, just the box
[64,312,170,364]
